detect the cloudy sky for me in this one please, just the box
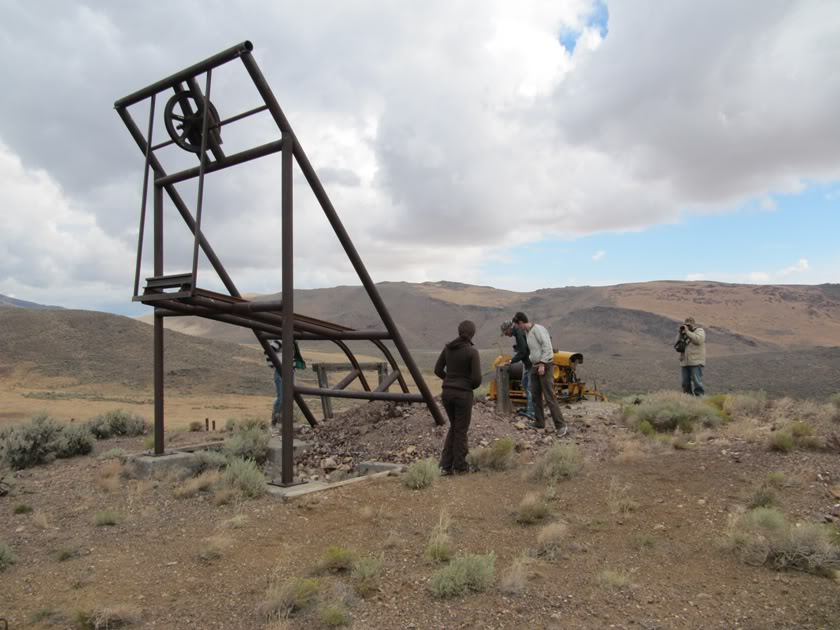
[1,0,838,314]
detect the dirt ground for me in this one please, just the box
[2,398,840,629]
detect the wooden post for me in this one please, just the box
[495,364,512,414]
[314,364,333,420]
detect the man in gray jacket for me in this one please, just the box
[677,317,706,396]
[512,312,567,435]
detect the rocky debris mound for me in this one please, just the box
[291,397,583,481]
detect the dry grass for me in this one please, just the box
[467,437,516,471]
[529,443,583,483]
[607,478,640,515]
[174,470,222,499]
[315,546,357,574]
[32,511,49,530]
[426,510,453,563]
[532,522,568,560]
[93,510,121,527]
[499,556,533,595]
[221,514,248,529]
[213,488,237,506]
[97,459,123,493]
[0,542,16,572]
[74,604,142,629]
[258,577,321,620]
[598,568,636,590]
[614,439,648,463]
[515,492,551,525]
[197,536,228,563]
[722,419,767,444]
[352,553,384,597]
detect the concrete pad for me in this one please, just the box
[265,463,404,501]
[265,437,312,467]
[128,451,202,476]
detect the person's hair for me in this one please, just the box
[500,320,514,335]
[512,312,529,324]
[684,317,696,325]
[458,320,476,340]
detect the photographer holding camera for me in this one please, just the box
[675,317,706,396]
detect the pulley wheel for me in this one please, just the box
[164,91,221,154]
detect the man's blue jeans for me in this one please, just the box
[681,365,705,396]
[272,369,283,418]
[521,367,536,418]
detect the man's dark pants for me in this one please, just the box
[530,365,566,430]
[681,365,705,396]
[440,388,474,472]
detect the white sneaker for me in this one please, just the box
[555,425,568,437]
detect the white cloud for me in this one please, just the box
[592,250,606,261]
[780,258,809,276]
[0,1,839,310]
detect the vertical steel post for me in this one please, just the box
[281,133,295,484]
[495,365,512,414]
[191,70,213,291]
[153,184,165,455]
[133,94,156,298]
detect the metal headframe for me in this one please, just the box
[114,41,444,485]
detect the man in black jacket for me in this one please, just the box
[435,320,482,474]
[501,320,535,420]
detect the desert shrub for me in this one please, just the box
[607,478,640,514]
[55,424,95,459]
[175,471,222,499]
[623,391,722,433]
[14,503,33,514]
[0,414,63,469]
[221,457,265,498]
[723,391,768,419]
[598,569,635,590]
[766,471,786,488]
[259,577,321,619]
[467,437,515,471]
[235,417,269,432]
[55,547,79,562]
[533,522,568,560]
[316,546,357,574]
[73,606,141,629]
[499,557,531,595]
[0,542,15,571]
[748,486,777,509]
[768,432,795,453]
[224,427,270,464]
[726,508,840,575]
[187,450,229,476]
[318,603,351,627]
[86,409,147,439]
[705,393,728,411]
[93,510,121,527]
[529,443,582,483]
[402,458,440,489]
[197,537,226,563]
[98,448,128,461]
[429,553,496,598]
[515,492,550,524]
[788,421,813,438]
[352,553,384,596]
[631,533,656,549]
[637,420,655,436]
[672,436,694,450]
[426,510,453,563]
[830,393,840,410]
[224,418,238,432]
[188,421,204,432]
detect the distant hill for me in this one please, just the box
[0,293,64,310]
[128,280,840,398]
[0,308,265,395]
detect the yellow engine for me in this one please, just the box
[488,351,606,406]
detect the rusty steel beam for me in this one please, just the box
[114,41,253,109]
[293,385,424,403]
[240,51,444,426]
[156,139,283,187]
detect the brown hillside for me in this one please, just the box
[139,281,840,350]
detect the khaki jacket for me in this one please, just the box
[680,327,706,367]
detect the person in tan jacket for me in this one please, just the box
[677,317,706,396]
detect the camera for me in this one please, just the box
[679,325,686,331]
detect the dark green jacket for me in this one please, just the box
[510,328,532,369]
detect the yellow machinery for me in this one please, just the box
[488,351,607,410]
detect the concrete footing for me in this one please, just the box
[266,462,404,500]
